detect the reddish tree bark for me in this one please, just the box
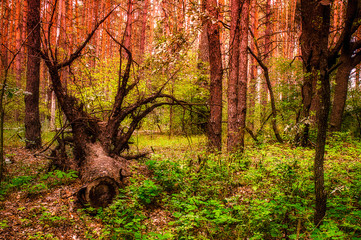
[228,0,250,152]
[123,0,133,56]
[0,0,9,68]
[15,0,24,88]
[260,0,271,111]
[139,0,149,62]
[198,26,209,64]
[248,0,258,131]
[330,40,361,132]
[227,0,241,152]
[205,0,223,152]
[300,0,359,226]
[329,53,353,132]
[237,0,250,152]
[24,0,42,149]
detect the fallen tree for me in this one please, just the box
[39,4,185,208]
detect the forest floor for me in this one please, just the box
[0,147,97,239]
[0,134,204,239]
[0,134,361,239]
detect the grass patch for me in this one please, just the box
[3,122,57,148]
[133,132,206,148]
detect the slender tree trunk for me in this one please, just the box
[92,0,99,65]
[139,0,149,89]
[0,68,9,182]
[248,0,258,131]
[9,5,15,71]
[261,0,271,112]
[227,0,241,152]
[123,0,133,55]
[206,0,223,152]
[314,59,330,226]
[24,0,42,149]
[300,0,332,226]
[249,59,257,131]
[249,48,283,143]
[139,0,149,62]
[15,0,23,88]
[237,0,250,151]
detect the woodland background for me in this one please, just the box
[0,0,361,239]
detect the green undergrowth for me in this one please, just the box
[0,169,78,200]
[87,135,361,239]
[1,133,360,239]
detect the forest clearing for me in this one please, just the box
[1,0,361,239]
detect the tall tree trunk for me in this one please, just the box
[248,0,258,131]
[300,0,332,226]
[139,0,149,62]
[206,0,223,152]
[314,59,331,227]
[24,0,42,149]
[123,0,133,55]
[0,0,9,68]
[227,0,241,152]
[15,0,23,88]
[261,0,271,113]
[237,0,250,151]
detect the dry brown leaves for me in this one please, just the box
[0,148,103,240]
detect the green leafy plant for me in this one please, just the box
[134,179,163,205]
[40,169,78,186]
[96,195,146,240]
[146,158,185,192]
[0,170,77,198]
[39,210,68,227]
[28,232,59,240]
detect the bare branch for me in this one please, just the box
[248,46,267,71]
[105,28,135,121]
[328,0,359,64]
[47,0,58,63]
[248,39,284,143]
